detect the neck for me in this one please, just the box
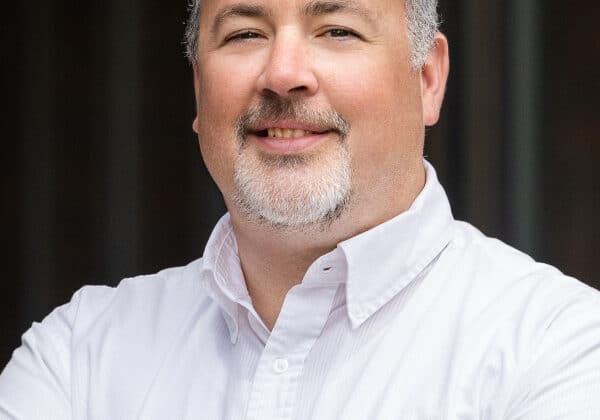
[228,161,426,330]
[230,219,340,330]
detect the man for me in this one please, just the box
[1,0,599,418]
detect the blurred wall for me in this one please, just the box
[2,0,599,367]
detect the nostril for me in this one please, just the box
[289,85,308,93]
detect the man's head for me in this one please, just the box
[187,0,449,231]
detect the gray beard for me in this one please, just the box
[231,93,352,230]
[232,145,352,230]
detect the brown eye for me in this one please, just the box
[324,28,361,40]
[227,31,261,42]
[329,29,352,37]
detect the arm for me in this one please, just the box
[0,291,82,419]
[505,289,600,420]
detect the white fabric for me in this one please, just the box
[2,161,600,420]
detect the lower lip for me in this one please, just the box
[248,132,333,154]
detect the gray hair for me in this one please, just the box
[184,0,439,69]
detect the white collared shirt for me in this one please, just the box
[2,161,600,420]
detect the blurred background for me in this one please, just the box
[2,0,599,367]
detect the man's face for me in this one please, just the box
[193,0,428,228]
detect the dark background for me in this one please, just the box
[2,0,599,367]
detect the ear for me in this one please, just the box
[192,64,200,134]
[420,32,450,126]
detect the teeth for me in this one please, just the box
[267,128,312,139]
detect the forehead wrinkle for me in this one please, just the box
[210,3,272,36]
[301,0,378,26]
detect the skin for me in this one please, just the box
[192,0,449,329]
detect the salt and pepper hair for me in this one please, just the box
[184,0,439,69]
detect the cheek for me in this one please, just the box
[318,52,423,183]
[320,50,420,131]
[197,57,256,130]
[195,59,253,193]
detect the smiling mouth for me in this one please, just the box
[247,126,334,154]
[254,128,330,139]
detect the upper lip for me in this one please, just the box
[247,120,332,134]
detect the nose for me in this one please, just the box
[255,31,318,98]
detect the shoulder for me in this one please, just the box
[0,258,218,414]
[437,222,600,417]
[69,258,212,339]
[445,220,598,306]
[9,257,213,353]
[437,220,600,358]
[75,259,205,310]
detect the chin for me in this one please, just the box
[232,143,352,229]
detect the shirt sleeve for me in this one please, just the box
[505,288,600,420]
[0,289,83,420]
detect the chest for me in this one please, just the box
[73,291,519,420]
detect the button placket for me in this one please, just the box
[246,281,340,420]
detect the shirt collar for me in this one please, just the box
[199,160,454,341]
[338,160,454,328]
[198,217,246,344]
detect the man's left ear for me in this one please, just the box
[420,32,450,127]
[192,63,201,134]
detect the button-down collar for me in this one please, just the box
[199,160,454,341]
[340,161,454,327]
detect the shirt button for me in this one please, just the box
[351,306,366,320]
[273,358,289,374]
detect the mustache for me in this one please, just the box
[235,93,350,142]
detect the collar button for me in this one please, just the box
[350,306,367,320]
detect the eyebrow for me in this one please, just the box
[302,0,377,26]
[211,3,270,36]
[211,0,377,36]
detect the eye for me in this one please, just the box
[225,30,263,43]
[323,28,361,40]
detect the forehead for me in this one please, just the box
[199,0,405,24]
